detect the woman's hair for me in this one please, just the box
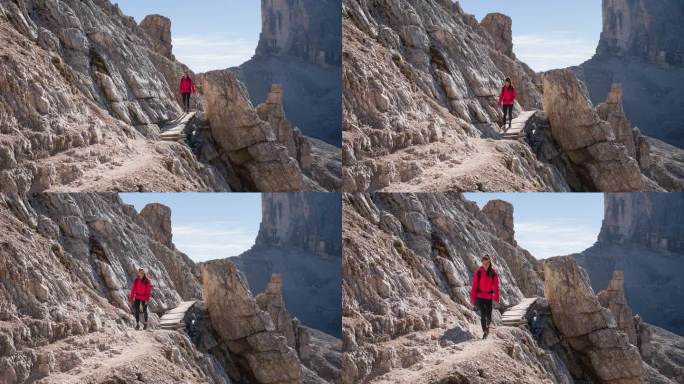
[482,255,496,277]
[504,77,514,88]
[139,268,148,282]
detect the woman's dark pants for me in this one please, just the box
[182,93,191,111]
[133,299,148,324]
[475,298,493,332]
[502,104,513,125]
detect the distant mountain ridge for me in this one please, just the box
[575,0,684,148]
[233,0,342,147]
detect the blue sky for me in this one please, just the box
[464,193,604,259]
[114,1,261,72]
[459,0,602,71]
[120,193,262,262]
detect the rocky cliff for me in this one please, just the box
[0,193,340,383]
[597,0,684,66]
[574,193,684,336]
[233,0,342,146]
[576,0,684,148]
[0,0,232,193]
[342,0,684,192]
[342,192,684,383]
[342,193,557,383]
[0,0,335,193]
[234,192,342,337]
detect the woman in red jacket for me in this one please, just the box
[498,77,517,130]
[129,268,153,330]
[179,71,196,113]
[470,255,499,339]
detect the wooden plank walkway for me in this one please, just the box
[159,300,196,330]
[160,112,196,142]
[501,110,537,140]
[501,297,538,326]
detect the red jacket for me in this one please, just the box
[179,76,196,94]
[129,277,152,302]
[470,266,500,302]
[498,86,516,106]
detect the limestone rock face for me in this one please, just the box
[544,256,642,383]
[576,0,684,149]
[234,0,341,146]
[140,14,174,60]
[595,84,637,158]
[255,193,341,257]
[481,199,516,246]
[542,69,643,191]
[343,193,549,382]
[200,69,306,192]
[597,271,637,345]
[341,0,582,192]
[480,13,514,59]
[233,192,342,337]
[637,321,684,384]
[0,0,230,193]
[139,203,174,248]
[255,84,342,191]
[598,193,684,253]
[575,193,684,336]
[201,259,302,384]
[598,0,684,66]
[256,274,297,348]
[257,0,341,66]
[0,193,226,383]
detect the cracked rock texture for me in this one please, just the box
[342,0,684,192]
[0,192,342,383]
[199,71,340,191]
[0,193,228,383]
[0,0,230,192]
[575,0,684,149]
[574,193,684,336]
[235,192,342,338]
[201,259,302,384]
[233,0,341,147]
[342,193,556,383]
[341,0,565,192]
[544,256,642,383]
[0,0,335,193]
[342,192,684,383]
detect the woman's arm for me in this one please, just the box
[128,280,135,302]
[145,282,152,302]
[494,273,500,302]
[470,272,477,303]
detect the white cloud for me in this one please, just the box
[513,32,597,71]
[172,34,258,72]
[172,222,257,262]
[515,219,599,259]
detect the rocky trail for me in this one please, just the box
[379,136,561,192]
[342,193,684,383]
[41,137,217,193]
[0,0,341,193]
[31,329,221,384]
[369,324,556,384]
[342,0,684,192]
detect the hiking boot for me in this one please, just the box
[483,328,489,339]
[143,322,148,330]
[135,324,140,330]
